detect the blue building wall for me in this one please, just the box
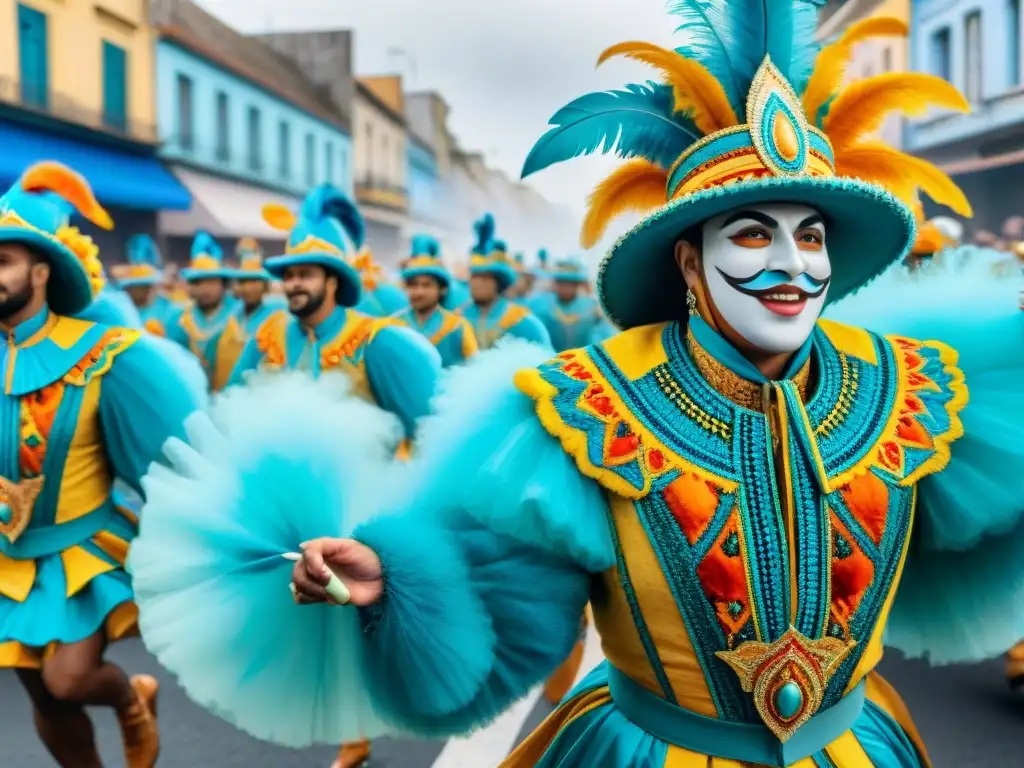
[407,137,440,223]
[907,0,1024,152]
[156,39,352,196]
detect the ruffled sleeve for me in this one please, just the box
[363,324,442,438]
[99,336,209,494]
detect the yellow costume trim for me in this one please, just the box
[0,553,35,601]
[63,327,140,386]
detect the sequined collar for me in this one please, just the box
[686,324,811,411]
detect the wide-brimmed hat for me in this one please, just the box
[118,234,164,288]
[468,214,517,292]
[263,184,363,307]
[0,161,112,315]
[402,234,449,286]
[521,7,972,330]
[181,231,235,282]
[547,256,589,284]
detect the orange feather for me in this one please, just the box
[262,203,297,232]
[20,161,113,230]
[912,221,952,255]
[598,41,738,135]
[802,16,909,123]
[824,73,969,151]
[835,141,972,217]
[582,159,668,248]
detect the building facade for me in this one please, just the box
[407,132,446,241]
[0,0,189,262]
[152,0,352,262]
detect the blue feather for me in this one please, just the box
[521,82,698,178]
[667,1,823,108]
[190,230,222,262]
[127,234,162,269]
[411,234,439,257]
[301,184,366,250]
[473,213,495,254]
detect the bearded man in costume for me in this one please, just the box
[129,4,1024,768]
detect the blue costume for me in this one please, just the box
[228,185,440,441]
[354,248,409,317]
[230,239,288,338]
[530,256,603,352]
[0,162,205,674]
[165,232,244,391]
[457,214,551,350]
[116,234,182,337]
[128,4,1022,767]
[393,235,478,367]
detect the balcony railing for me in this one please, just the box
[355,176,408,212]
[0,75,157,144]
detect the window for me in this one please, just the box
[324,141,334,183]
[247,106,262,172]
[278,121,291,180]
[881,47,892,73]
[965,12,983,102]
[176,74,193,150]
[17,4,48,109]
[1010,0,1021,87]
[101,41,127,132]
[215,91,229,162]
[305,132,316,185]
[930,27,951,81]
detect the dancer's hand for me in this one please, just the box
[291,537,383,606]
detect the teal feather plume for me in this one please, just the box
[302,184,365,250]
[411,234,440,257]
[473,213,495,254]
[127,234,161,268]
[190,230,222,261]
[521,82,698,178]
[537,248,549,266]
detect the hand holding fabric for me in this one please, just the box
[291,537,383,606]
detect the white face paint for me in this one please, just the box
[701,202,831,353]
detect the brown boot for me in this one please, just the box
[331,740,371,768]
[118,675,160,768]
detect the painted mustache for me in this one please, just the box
[716,269,830,298]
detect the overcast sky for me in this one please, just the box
[200,0,676,245]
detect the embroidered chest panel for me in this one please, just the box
[519,322,965,721]
[463,304,529,350]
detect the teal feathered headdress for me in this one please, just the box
[403,234,448,285]
[471,213,495,256]
[521,0,973,329]
[468,213,516,291]
[182,230,234,282]
[410,234,440,258]
[119,234,164,288]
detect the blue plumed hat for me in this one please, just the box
[232,237,273,282]
[521,1,972,329]
[119,234,164,288]
[468,213,517,292]
[181,231,234,281]
[531,248,549,278]
[402,234,449,286]
[548,255,589,283]
[262,184,364,307]
[0,161,112,315]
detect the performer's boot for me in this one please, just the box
[332,739,371,768]
[117,674,160,768]
[1007,641,1024,690]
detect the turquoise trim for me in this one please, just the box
[0,227,92,315]
[117,274,162,288]
[607,665,866,766]
[7,312,109,396]
[401,264,450,286]
[760,93,808,174]
[689,316,811,383]
[180,267,237,281]
[0,502,116,559]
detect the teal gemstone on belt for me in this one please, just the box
[774,681,804,720]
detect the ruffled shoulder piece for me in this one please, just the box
[63,326,141,387]
[254,311,290,368]
[810,319,967,491]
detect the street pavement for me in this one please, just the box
[0,634,1021,767]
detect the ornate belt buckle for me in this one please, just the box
[716,626,854,742]
[0,475,44,545]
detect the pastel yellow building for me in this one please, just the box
[0,0,156,141]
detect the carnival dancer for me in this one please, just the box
[530,256,603,351]
[230,237,287,339]
[116,234,182,336]
[444,260,472,310]
[459,214,550,349]
[0,162,205,768]
[394,234,478,367]
[506,251,533,303]
[128,5,1024,768]
[165,231,245,391]
[354,247,409,317]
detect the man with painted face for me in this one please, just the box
[129,5,1024,768]
[165,231,245,391]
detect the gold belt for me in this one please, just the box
[0,475,45,544]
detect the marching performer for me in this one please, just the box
[165,232,245,391]
[354,247,409,317]
[394,234,478,367]
[530,256,603,351]
[0,162,205,768]
[230,237,287,339]
[459,214,550,349]
[444,260,472,310]
[116,234,182,336]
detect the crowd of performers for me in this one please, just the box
[2,3,1024,768]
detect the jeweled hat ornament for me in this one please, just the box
[118,234,164,288]
[262,184,364,307]
[468,213,518,292]
[522,1,972,330]
[0,161,112,315]
[402,234,449,285]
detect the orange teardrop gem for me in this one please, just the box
[772,111,800,163]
